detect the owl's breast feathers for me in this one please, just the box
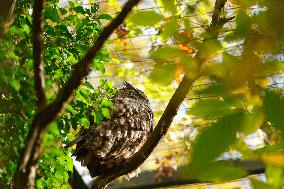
[70,95,153,177]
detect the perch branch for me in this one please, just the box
[14,0,141,188]
[92,0,228,188]
[32,0,47,108]
[92,75,198,189]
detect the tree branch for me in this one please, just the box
[32,0,47,108]
[92,0,228,188]
[105,160,265,189]
[92,75,198,189]
[14,0,141,188]
[211,0,227,25]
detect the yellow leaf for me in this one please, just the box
[178,43,195,54]
[262,153,284,167]
[175,65,184,83]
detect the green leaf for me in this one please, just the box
[236,11,252,35]
[255,61,284,77]
[251,178,276,189]
[85,82,94,90]
[92,111,103,124]
[94,61,105,73]
[179,53,199,78]
[189,112,244,171]
[189,97,242,118]
[128,10,163,26]
[193,161,247,181]
[98,14,112,21]
[79,117,90,129]
[197,39,222,59]
[10,79,21,91]
[240,111,264,135]
[101,108,111,119]
[196,84,226,96]
[266,166,284,188]
[74,6,85,14]
[225,11,251,41]
[263,90,284,133]
[149,63,177,85]
[101,98,114,108]
[45,7,60,22]
[161,18,178,40]
[150,46,180,60]
[161,0,177,14]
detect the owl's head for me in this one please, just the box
[116,81,149,103]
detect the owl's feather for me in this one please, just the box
[69,82,153,177]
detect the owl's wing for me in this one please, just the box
[71,97,153,175]
[96,97,153,165]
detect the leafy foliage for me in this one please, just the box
[123,0,284,187]
[0,0,284,188]
[0,0,113,188]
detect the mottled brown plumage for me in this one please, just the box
[70,81,153,177]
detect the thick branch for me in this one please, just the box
[32,0,46,107]
[92,75,198,189]
[14,0,141,188]
[92,0,228,188]
[105,160,265,189]
[211,0,227,25]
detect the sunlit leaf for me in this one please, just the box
[101,98,114,108]
[266,166,284,188]
[189,97,242,118]
[98,14,113,21]
[240,111,264,135]
[255,61,284,77]
[79,117,90,129]
[161,18,178,40]
[128,10,163,26]
[161,0,177,14]
[193,161,246,181]
[256,142,284,154]
[94,61,105,73]
[179,53,199,78]
[101,108,111,119]
[189,112,244,171]
[197,39,222,60]
[261,153,284,168]
[250,178,276,189]
[149,63,177,85]
[92,111,103,124]
[150,46,180,60]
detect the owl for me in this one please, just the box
[69,81,154,177]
